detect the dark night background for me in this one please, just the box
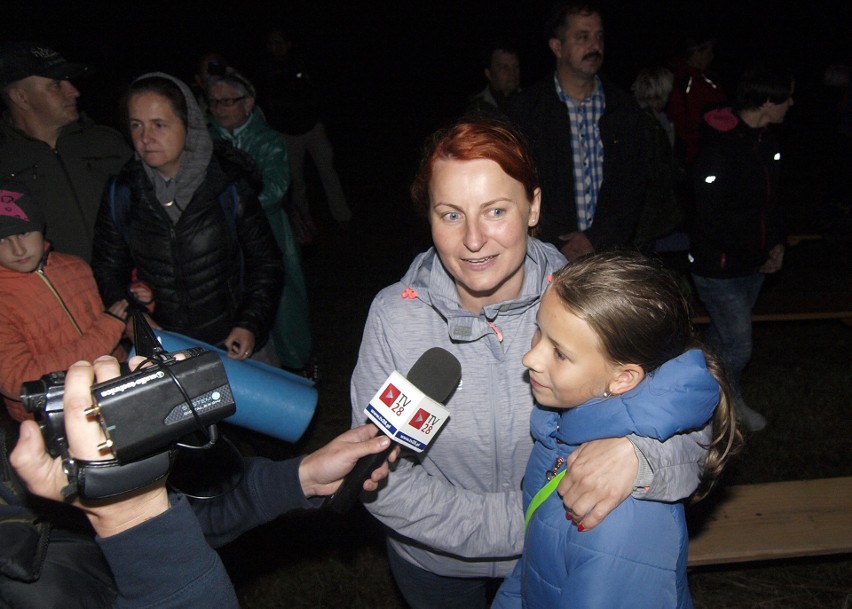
[5,1,852,169]
[7,0,849,239]
[5,0,851,289]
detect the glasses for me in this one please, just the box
[209,96,246,107]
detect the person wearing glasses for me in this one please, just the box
[91,72,284,365]
[206,68,313,374]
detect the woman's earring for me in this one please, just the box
[602,390,611,398]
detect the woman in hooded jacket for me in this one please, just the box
[92,73,283,362]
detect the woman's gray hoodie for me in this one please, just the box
[350,238,711,579]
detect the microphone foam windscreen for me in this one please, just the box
[406,347,461,405]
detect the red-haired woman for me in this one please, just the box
[349,118,712,609]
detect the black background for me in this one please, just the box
[6,1,851,131]
[5,0,851,232]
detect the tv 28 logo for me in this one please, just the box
[379,383,410,416]
[408,408,442,435]
[379,384,442,434]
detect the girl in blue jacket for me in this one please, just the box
[493,251,741,609]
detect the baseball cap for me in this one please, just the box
[0,181,46,239]
[0,42,89,88]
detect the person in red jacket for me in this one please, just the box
[0,181,128,422]
[666,35,727,165]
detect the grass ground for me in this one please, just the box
[219,211,852,608]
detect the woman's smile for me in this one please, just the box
[429,158,540,313]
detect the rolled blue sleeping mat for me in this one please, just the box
[135,330,318,443]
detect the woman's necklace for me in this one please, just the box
[162,199,185,212]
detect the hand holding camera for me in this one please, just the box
[11,356,171,537]
[11,309,397,547]
[18,311,236,501]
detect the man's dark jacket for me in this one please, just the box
[0,116,131,262]
[91,141,283,349]
[505,76,663,251]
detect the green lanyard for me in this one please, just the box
[524,468,566,532]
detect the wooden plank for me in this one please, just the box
[687,477,852,567]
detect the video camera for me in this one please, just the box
[19,312,236,499]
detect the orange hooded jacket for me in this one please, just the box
[0,245,125,422]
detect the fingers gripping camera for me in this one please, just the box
[20,349,235,500]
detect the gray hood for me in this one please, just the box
[134,71,213,220]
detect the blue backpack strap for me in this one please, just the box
[217,183,239,241]
[107,176,132,244]
[219,184,244,291]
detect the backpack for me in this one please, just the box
[107,177,239,244]
[106,178,245,304]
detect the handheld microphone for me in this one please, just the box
[323,347,461,513]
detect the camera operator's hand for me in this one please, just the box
[224,327,255,360]
[10,356,170,538]
[298,424,399,498]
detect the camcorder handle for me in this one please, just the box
[55,311,179,498]
[129,311,245,500]
[60,450,176,500]
[133,309,165,359]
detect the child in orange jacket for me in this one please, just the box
[0,181,129,422]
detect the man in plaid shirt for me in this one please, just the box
[507,1,666,261]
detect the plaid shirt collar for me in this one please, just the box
[554,74,606,231]
[554,73,604,105]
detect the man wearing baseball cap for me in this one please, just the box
[0,42,131,261]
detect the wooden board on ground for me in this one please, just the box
[687,477,852,567]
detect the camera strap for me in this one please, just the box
[61,450,175,501]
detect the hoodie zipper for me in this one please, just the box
[36,269,83,336]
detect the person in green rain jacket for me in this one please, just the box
[207,68,312,371]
